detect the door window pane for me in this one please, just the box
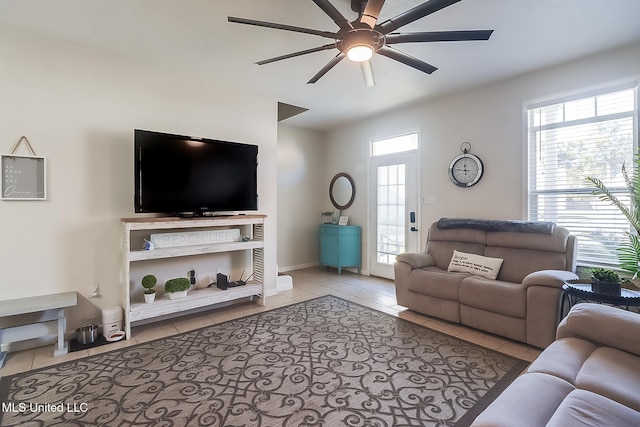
[377,164,406,265]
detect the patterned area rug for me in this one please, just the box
[0,296,527,426]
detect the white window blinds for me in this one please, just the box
[527,82,638,268]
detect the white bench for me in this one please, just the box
[0,291,77,367]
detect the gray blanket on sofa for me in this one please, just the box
[436,218,555,234]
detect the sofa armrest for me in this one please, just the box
[557,303,640,357]
[395,252,435,269]
[521,270,578,289]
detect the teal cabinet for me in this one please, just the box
[320,224,361,275]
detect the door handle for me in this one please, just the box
[411,226,418,232]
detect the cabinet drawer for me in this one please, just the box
[320,226,339,236]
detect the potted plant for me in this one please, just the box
[141,274,157,303]
[586,151,640,277]
[164,277,191,300]
[590,267,622,295]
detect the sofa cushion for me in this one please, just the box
[425,224,488,270]
[558,304,640,357]
[427,224,487,245]
[527,337,598,384]
[460,305,526,343]
[459,276,526,318]
[546,389,640,427]
[576,347,640,412]
[471,372,575,427]
[407,267,467,300]
[447,250,503,279]
[486,226,570,253]
[484,246,568,283]
[426,241,487,270]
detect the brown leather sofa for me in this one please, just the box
[395,219,578,348]
[472,303,640,426]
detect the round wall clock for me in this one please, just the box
[448,142,484,187]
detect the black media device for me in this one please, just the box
[216,273,228,290]
[228,269,249,288]
[134,129,259,216]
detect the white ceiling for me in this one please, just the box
[2,0,640,130]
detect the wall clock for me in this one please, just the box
[448,142,484,187]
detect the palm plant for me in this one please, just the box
[585,151,640,275]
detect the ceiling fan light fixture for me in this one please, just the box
[229,0,494,84]
[347,45,374,62]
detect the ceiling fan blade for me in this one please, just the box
[385,30,493,44]
[378,0,462,34]
[313,0,354,31]
[228,16,337,39]
[360,60,376,87]
[256,44,337,65]
[385,30,494,44]
[360,0,386,28]
[308,53,346,84]
[377,46,437,74]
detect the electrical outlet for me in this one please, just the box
[90,282,101,298]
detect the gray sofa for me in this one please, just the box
[395,219,578,348]
[473,303,640,426]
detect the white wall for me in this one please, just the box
[325,42,640,274]
[0,29,279,328]
[276,125,326,272]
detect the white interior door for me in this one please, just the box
[369,152,419,279]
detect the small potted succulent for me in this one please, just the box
[164,277,191,300]
[590,268,622,296]
[141,274,157,303]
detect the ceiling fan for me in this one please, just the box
[228,0,493,86]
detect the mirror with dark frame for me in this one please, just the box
[330,173,355,210]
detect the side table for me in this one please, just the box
[319,224,361,275]
[0,291,78,367]
[561,279,640,316]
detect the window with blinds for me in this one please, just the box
[526,82,638,268]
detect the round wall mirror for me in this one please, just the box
[329,173,355,210]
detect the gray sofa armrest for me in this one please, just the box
[557,303,640,357]
[395,252,435,269]
[521,270,578,289]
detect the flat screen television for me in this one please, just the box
[134,129,258,215]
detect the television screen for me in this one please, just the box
[134,129,258,215]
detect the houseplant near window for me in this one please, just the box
[164,277,191,299]
[586,151,640,277]
[141,274,157,303]
[590,267,622,295]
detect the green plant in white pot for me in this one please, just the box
[141,274,157,303]
[585,151,640,278]
[164,277,191,300]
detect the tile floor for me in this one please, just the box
[0,267,542,378]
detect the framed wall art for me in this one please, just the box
[2,136,47,201]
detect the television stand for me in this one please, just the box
[121,215,266,339]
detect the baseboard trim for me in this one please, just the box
[278,262,320,273]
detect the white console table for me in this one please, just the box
[121,215,266,339]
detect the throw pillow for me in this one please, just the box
[447,250,504,280]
